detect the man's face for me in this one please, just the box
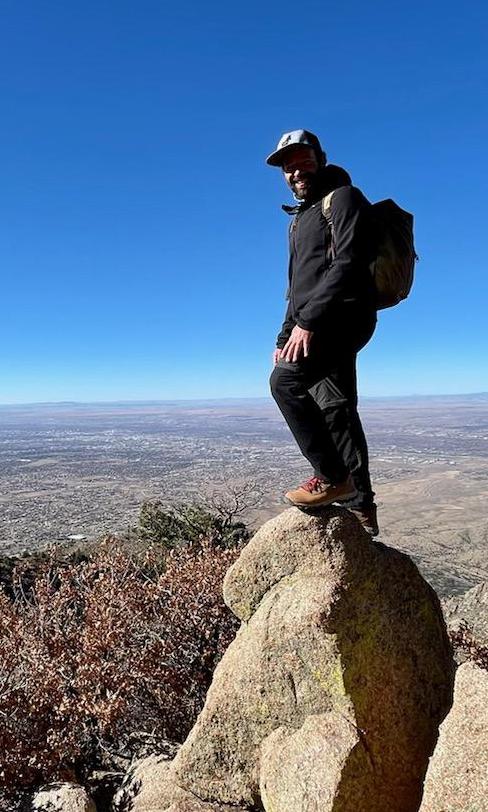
[282,146,320,200]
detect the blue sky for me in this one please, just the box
[1,0,487,403]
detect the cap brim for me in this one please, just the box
[266,144,305,167]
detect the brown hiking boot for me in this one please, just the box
[285,474,357,508]
[348,504,379,537]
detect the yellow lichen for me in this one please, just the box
[312,659,347,701]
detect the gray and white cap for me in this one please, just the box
[266,129,326,167]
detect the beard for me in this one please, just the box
[290,172,318,200]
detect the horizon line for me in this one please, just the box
[1,391,488,408]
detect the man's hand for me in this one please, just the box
[279,325,314,362]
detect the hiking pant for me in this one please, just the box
[269,312,376,509]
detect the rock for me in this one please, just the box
[128,507,455,812]
[32,782,96,812]
[419,661,488,811]
[112,754,169,811]
[443,580,488,657]
[260,710,372,811]
[111,754,246,811]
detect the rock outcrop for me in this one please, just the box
[123,506,454,812]
[419,660,488,811]
[443,579,488,651]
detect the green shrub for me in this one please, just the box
[137,499,250,549]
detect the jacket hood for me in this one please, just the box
[319,164,352,193]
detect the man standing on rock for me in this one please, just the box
[268,129,379,536]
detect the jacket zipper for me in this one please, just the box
[289,213,300,314]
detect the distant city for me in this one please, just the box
[1,394,488,597]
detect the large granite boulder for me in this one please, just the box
[126,507,454,812]
[419,661,488,811]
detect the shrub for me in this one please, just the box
[137,499,250,550]
[449,621,488,670]
[0,548,55,602]
[0,538,240,793]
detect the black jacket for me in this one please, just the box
[276,165,376,348]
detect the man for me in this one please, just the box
[267,129,379,535]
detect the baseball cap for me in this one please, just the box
[266,129,326,167]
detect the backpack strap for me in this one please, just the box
[321,191,336,259]
[321,190,335,217]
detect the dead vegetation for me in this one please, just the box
[0,497,248,797]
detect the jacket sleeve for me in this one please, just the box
[276,298,295,348]
[295,186,370,331]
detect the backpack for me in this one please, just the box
[322,191,417,310]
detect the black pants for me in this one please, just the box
[269,312,376,509]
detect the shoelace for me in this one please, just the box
[300,476,327,493]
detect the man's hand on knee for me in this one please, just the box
[280,325,314,362]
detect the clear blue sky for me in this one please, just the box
[1,0,487,403]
